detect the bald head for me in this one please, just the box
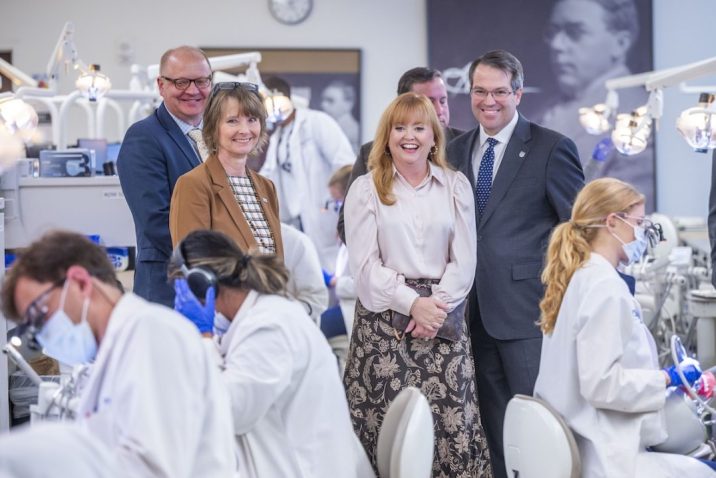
[157,46,213,125]
[159,46,211,76]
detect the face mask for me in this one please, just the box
[214,312,231,336]
[36,281,97,366]
[611,216,648,266]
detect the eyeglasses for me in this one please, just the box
[618,214,654,230]
[21,282,62,330]
[211,82,260,96]
[470,88,513,100]
[161,76,213,90]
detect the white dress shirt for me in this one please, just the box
[471,110,519,182]
[344,162,477,315]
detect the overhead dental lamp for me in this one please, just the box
[611,106,652,156]
[264,90,294,126]
[75,64,112,101]
[579,90,619,135]
[676,93,716,153]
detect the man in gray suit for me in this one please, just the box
[446,50,584,478]
[337,67,462,242]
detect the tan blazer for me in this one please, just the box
[169,155,284,258]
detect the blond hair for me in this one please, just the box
[538,178,644,334]
[367,93,448,205]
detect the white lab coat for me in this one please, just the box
[214,290,374,478]
[261,108,355,272]
[334,243,356,337]
[75,293,237,478]
[0,422,119,477]
[281,223,329,322]
[534,253,715,478]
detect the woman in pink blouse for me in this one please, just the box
[343,93,492,477]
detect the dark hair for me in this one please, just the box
[159,46,211,75]
[202,87,268,156]
[397,67,443,95]
[589,0,639,42]
[2,231,120,321]
[263,76,291,98]
[468,50,524,91]
[167,230,288,295]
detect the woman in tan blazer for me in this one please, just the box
[170,82,283,258]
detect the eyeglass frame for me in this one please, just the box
[210,81,260,97]
[160,76,213,91]
[20,280,65,331]
[469,87,514,100]
[616,213,654,230]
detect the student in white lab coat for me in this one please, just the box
[280,223,329,322]
[260,77,355,273]
[0,422,118,478]
[1,231,236,478]
[169,229,374,478]
[534,178,716,478]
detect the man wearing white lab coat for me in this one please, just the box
[534,253,715,478]
[2,231,236,478]
[260,78,355,273]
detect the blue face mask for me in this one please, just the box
[612,216,648,266]
[36,281,97,366]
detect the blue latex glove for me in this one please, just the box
[664,358,703,387]
[174,279,215,334]
[322,269,334,287]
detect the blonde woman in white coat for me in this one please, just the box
[169,229,374,478]
[534,178,715,478]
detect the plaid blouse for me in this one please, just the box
[227,175,276,254]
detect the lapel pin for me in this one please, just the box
[519,151,526,158]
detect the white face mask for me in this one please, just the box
[611,216,648,266]
[213,312,231,336]
[36,280,97,366]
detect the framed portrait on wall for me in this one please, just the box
[426,0,656,211]
[203,47,362,159]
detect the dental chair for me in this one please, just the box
[503,394,582,478]
[376,386,434,478]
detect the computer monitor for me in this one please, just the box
[78,138,108,174]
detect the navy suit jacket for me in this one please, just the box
[117,103,201,306]
[447,114,584,340]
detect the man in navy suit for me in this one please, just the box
[118,46,212,307]
[446,50,584,478]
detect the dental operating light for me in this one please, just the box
[676,93,716,153]
[75,64,112,101]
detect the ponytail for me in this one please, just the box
[538,222,592,335]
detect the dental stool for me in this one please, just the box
[377,386,434,478]
[503,394,581,478]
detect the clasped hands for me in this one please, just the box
[406,296,449,340]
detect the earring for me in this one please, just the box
[385,147,392,158]
[429,145,438,160]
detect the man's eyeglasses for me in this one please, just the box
[161,76,213,90]
[211,82,260,96]
[470,88,513,100]
[21,282,62,330]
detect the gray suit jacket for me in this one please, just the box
[447,115,584,340]
[337,126,463,243]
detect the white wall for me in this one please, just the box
[1,0,714,217]
[653,0,716,218]
[0,0,427,144]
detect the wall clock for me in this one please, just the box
[269,0,313,25]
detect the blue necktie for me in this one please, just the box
[476,137,498,215]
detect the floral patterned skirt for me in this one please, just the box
[343,289,493,478]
